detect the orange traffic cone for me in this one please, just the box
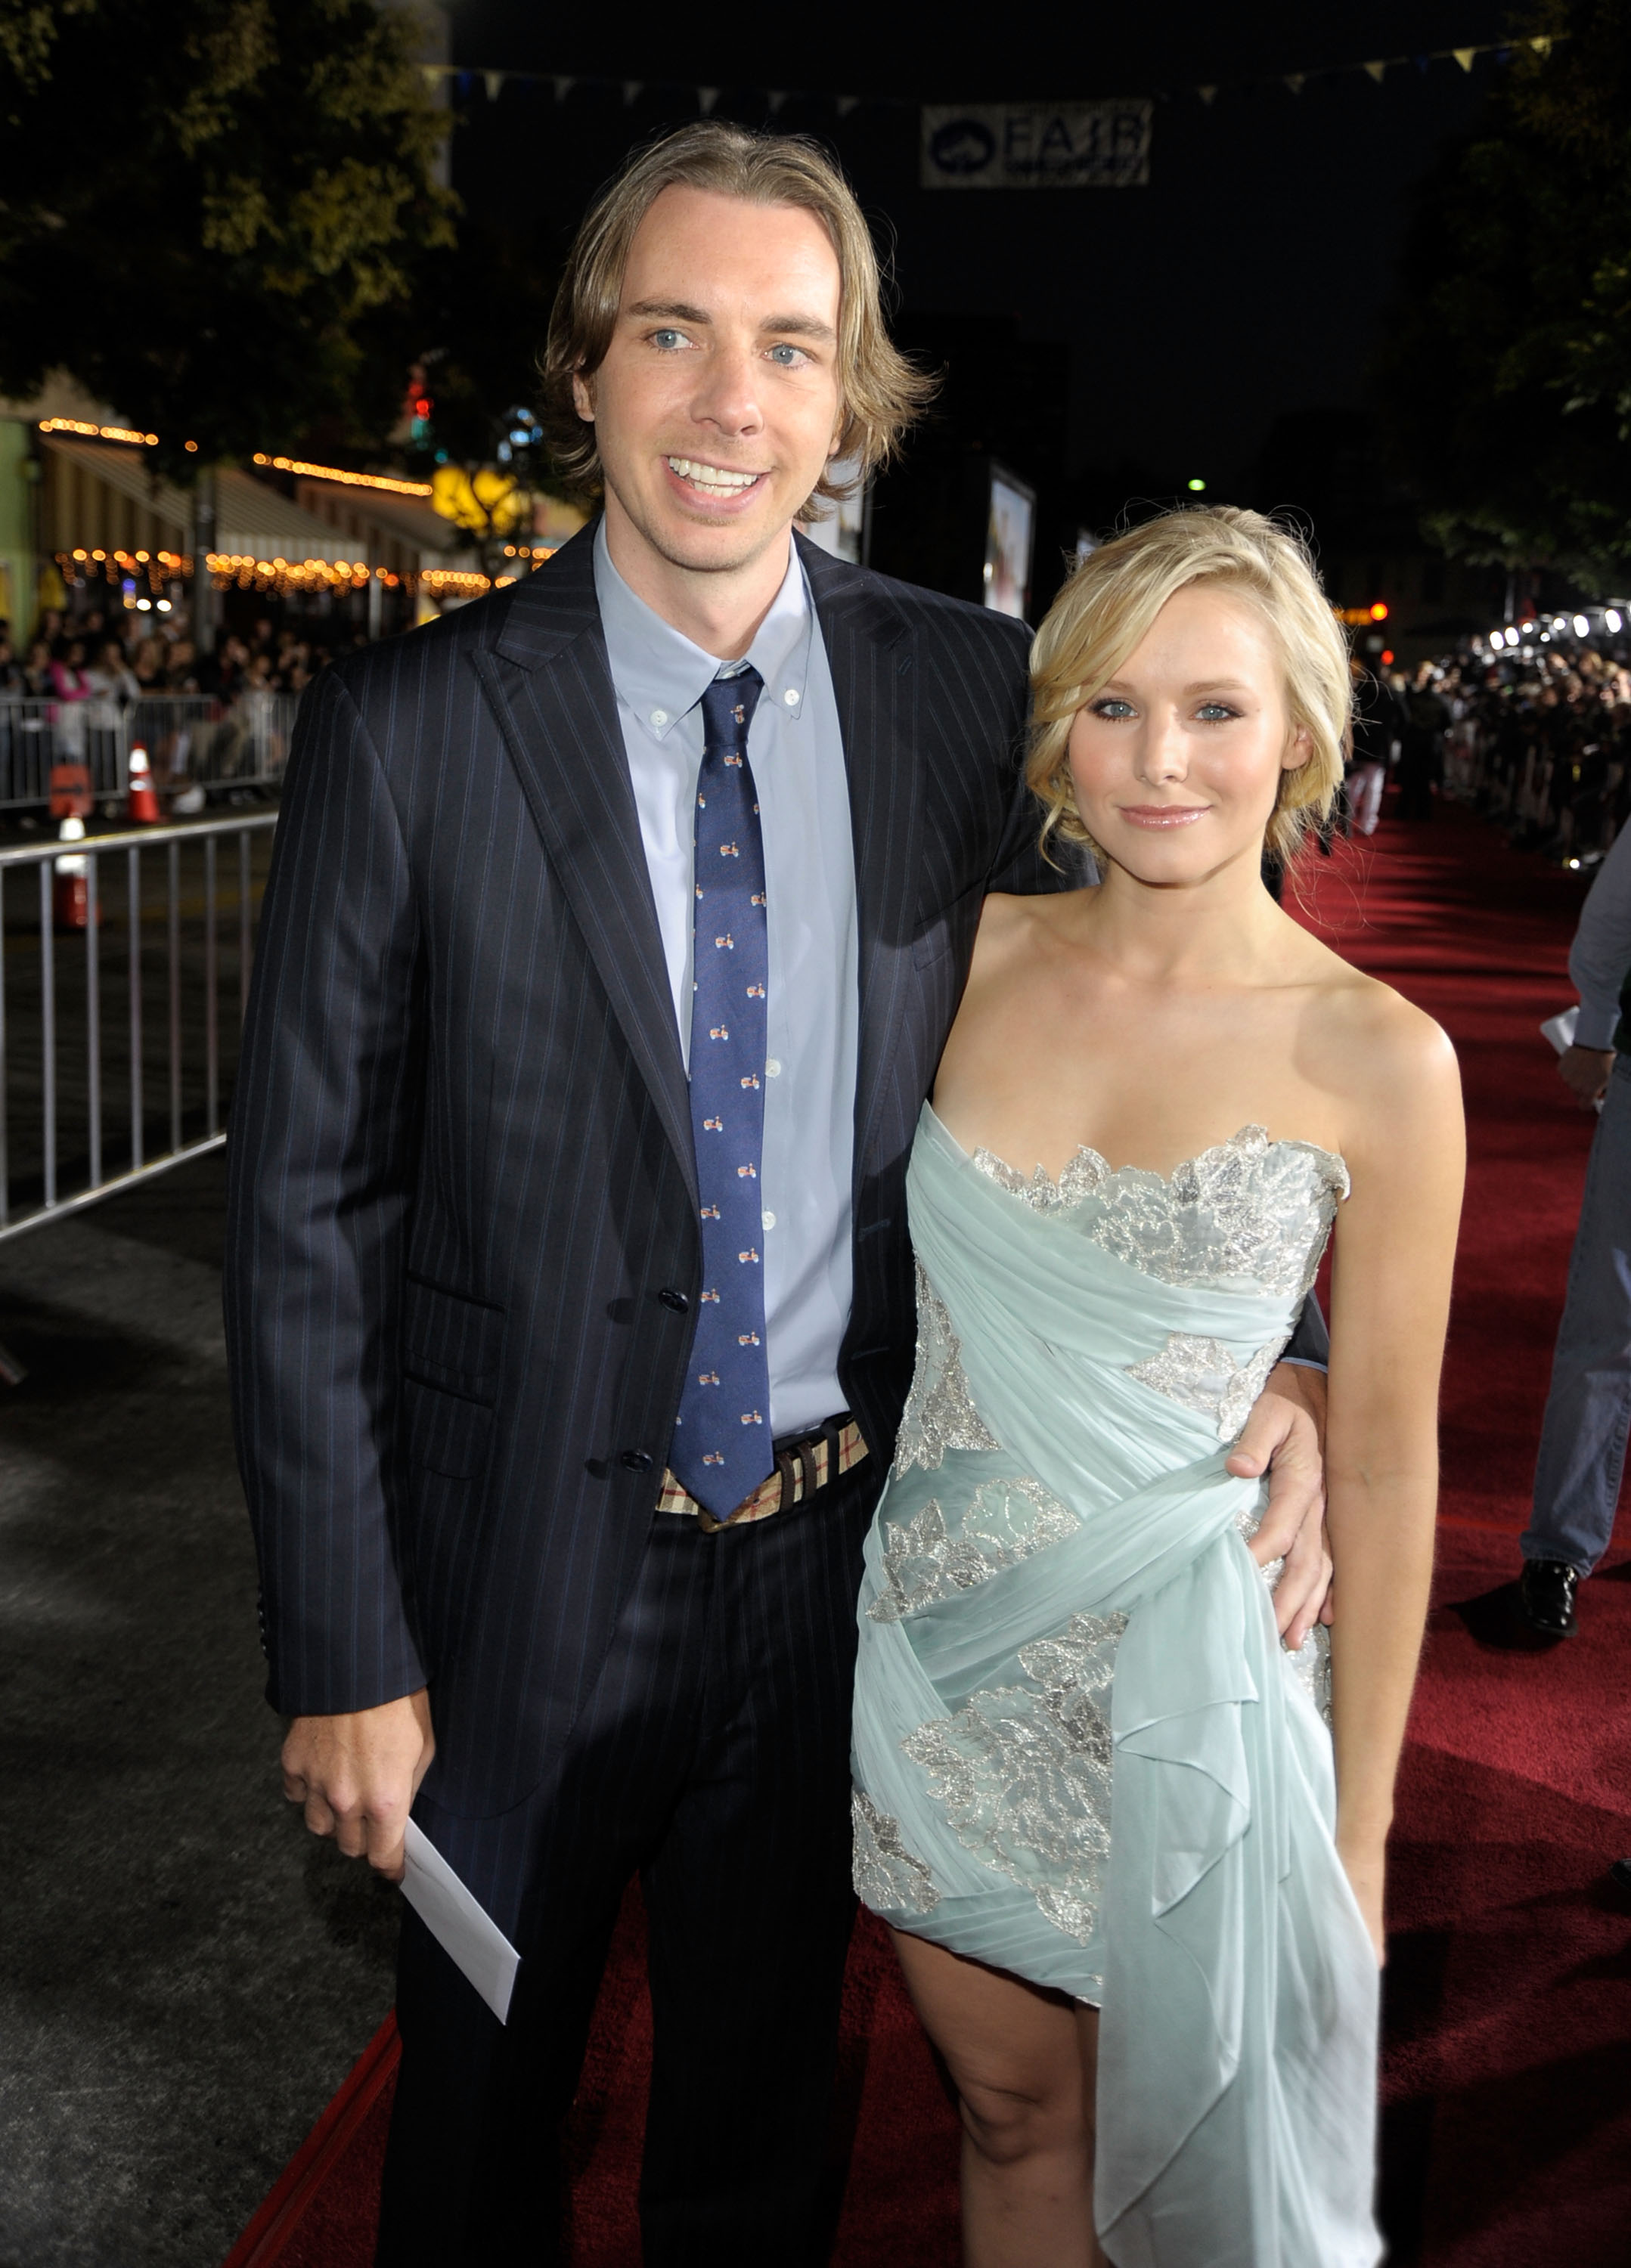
[127,742,161,824]
[48,761,94,820]
[54,816,101,931]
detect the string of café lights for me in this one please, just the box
[417,31,1563,113]
[39,423,559,600]
[53,542,513,603]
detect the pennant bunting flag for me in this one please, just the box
[408,35,1560,129]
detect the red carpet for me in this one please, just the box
[224,799,1631,2267]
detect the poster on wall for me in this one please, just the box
[921,102,1152,191]
[983,465,1036,621]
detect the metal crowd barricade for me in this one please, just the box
[0,693,297,811]
[0,811,278,1244]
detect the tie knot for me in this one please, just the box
[700,666,764,752]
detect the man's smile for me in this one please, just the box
[665,455,769,501]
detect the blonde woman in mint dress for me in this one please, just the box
[850,507,1464,2267]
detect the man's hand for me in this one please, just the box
[281,1689,435,1883]
[1559,1043,1614,1108]
[1226,1362,1331,1649]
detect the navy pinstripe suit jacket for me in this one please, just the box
[224,523,1056,1818]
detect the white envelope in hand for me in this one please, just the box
[400,1819,521,2023]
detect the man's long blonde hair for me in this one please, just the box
[539,122,935,513]
[1028,507,1352,867]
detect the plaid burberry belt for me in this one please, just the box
[657,1414,869,1533]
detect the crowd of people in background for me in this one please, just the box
[0,606,376,814]
[1353,638,1631,864]
[0,603,364,709]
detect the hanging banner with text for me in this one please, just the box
[920,101,1152,189]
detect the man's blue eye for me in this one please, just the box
[652,330,684,350]
[767,344,804,366]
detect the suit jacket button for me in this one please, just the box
[621,1450,654,1472]
[659,1289,689,1312]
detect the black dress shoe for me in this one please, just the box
[1518,1557,1580,1637]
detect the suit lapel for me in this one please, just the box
[798,536,921,1209]
[473,531,696,1204]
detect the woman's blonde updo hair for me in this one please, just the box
[1028,506,1352,869]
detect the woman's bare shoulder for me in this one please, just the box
[1290,930,1462,1158]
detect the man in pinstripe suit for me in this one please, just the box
[225,125,1330,2266]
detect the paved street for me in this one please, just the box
[0,1155,397,2268]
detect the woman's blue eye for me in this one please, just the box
[1094,699,1136,720]
[1196,703,1238,721]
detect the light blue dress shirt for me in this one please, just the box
[594,524,860,1437]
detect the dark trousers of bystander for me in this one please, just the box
[374,1458,882,2268]
[1523,1055,1631,1576]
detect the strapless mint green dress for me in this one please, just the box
[851,1105,1381,2268]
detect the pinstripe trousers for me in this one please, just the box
[376,1461,883,2267]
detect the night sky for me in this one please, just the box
[446,3,1509,499]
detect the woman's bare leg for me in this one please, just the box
[888,1927,1109,2268]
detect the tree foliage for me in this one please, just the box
[1374,1,1631,592]
[0,0,455,478]
[389,212,563,476]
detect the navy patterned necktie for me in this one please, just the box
[669,666,772,1518]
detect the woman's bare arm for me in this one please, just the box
[1324,998,1465,1960]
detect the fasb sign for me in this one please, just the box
[921,102,1152,189]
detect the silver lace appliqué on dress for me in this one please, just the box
[868,1477,1081,1623]
[902,1610,1127,1959]
[972,1126,1347,1301]
[1124,1331,1289,1442]
[852,1789,940,1916]
[971,1144,1110,1214]
[893,1261,1003,1473]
